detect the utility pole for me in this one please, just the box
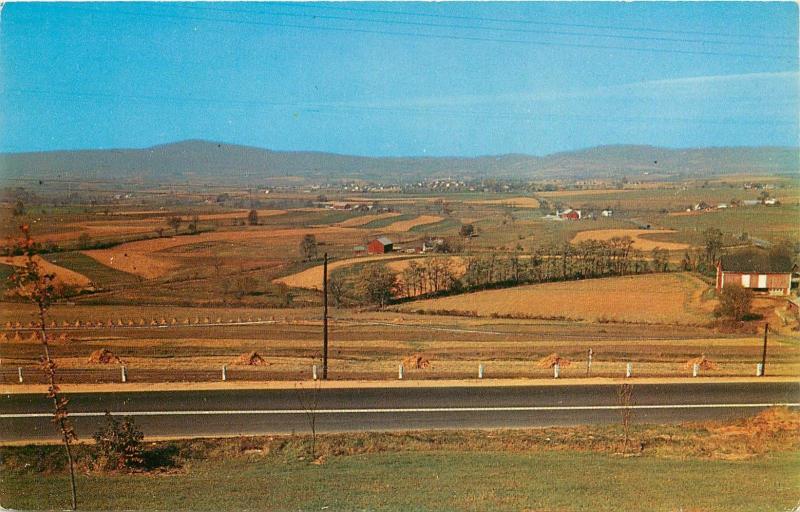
[322,252,329,380]
[760,323,769,377]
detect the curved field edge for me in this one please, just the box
[398,273,716,325]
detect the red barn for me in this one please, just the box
[558,208,581,220]
[367,237,393,254]
[716,250,794,296]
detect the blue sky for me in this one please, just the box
[1,2,797,156]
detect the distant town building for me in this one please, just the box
[716,250,794,296]
[367,237,393,254]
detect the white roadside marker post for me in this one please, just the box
[756,363,764,377]
[18,367,23,383]
[692,363,699,378]
[554,363,560,379]
[312,364,318,381]
[121,365,127,383]
[222,365,227,381]
[478,364,484,379]
[398,364,404,380]
[625,362,633,378]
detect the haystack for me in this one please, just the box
[537,353,572,368]
[402,353,431,369]
[57,333,69,343]
[0,333,8,342]
[27,333,39,342]
[87,348,122,364]
[62,320,70,327]
[3,322,10,329]
[685,355,718,371]
[203,317,210,323]
[233,351,267,366]
[14,321,22,328]
[127,320,135,326]
[12,332,22,342]
[74,320,81,327]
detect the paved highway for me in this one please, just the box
[2,382,798,442]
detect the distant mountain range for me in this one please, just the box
[1,140,797,183]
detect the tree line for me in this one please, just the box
[334,236,671,306]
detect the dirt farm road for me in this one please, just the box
[2,382,798,442]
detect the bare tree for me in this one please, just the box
[300,234,318,261]
[247,209,259,226]
[617,383,634,456]
[8,225,78,510]
[167,216,182,235]
[295,380,321,460]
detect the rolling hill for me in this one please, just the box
[0,140,796,183]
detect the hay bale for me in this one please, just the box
[203,317,210,323]
[138,318,146,325]
[170,318,178,324]
[216,317,222,323]
[14,321,22,328]
[74,320,81,327]
[27,333,39,342]
[12,332,22,342]
[127,320,135,326]
[537,353,572,369]
[49,321,57,328]
[0,333,7,342]
[62,320,70,327]
[57,333,69,343]
[233,351,267,366]
[87,348,122,364]
[3,322,10,329]
[402,353,431,369]
[685,355,718,371]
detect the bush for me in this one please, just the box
[715,284,753,321]
[92,413,144,471]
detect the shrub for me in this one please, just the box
[92,413,144,471]
[714,284,753,321]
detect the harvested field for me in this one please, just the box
[383,215,444,232]
[571,229,690,251]
[83,226,356,279]
[400,273,715,324]
[276,254,417,290]
[0,255,92,289]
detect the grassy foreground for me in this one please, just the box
[2,409,799,511]
[3,451,798,511]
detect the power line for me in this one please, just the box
[168,3,796,50]
[58,5,794,62]
[4,87,796,127]
[276,2,798,43]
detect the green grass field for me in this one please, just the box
[42,251,140,289]
[3,450,797,511]
[362,213,417,229]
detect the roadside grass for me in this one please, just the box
[3,451,797,511]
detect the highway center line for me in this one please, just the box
[2,403,798,418]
